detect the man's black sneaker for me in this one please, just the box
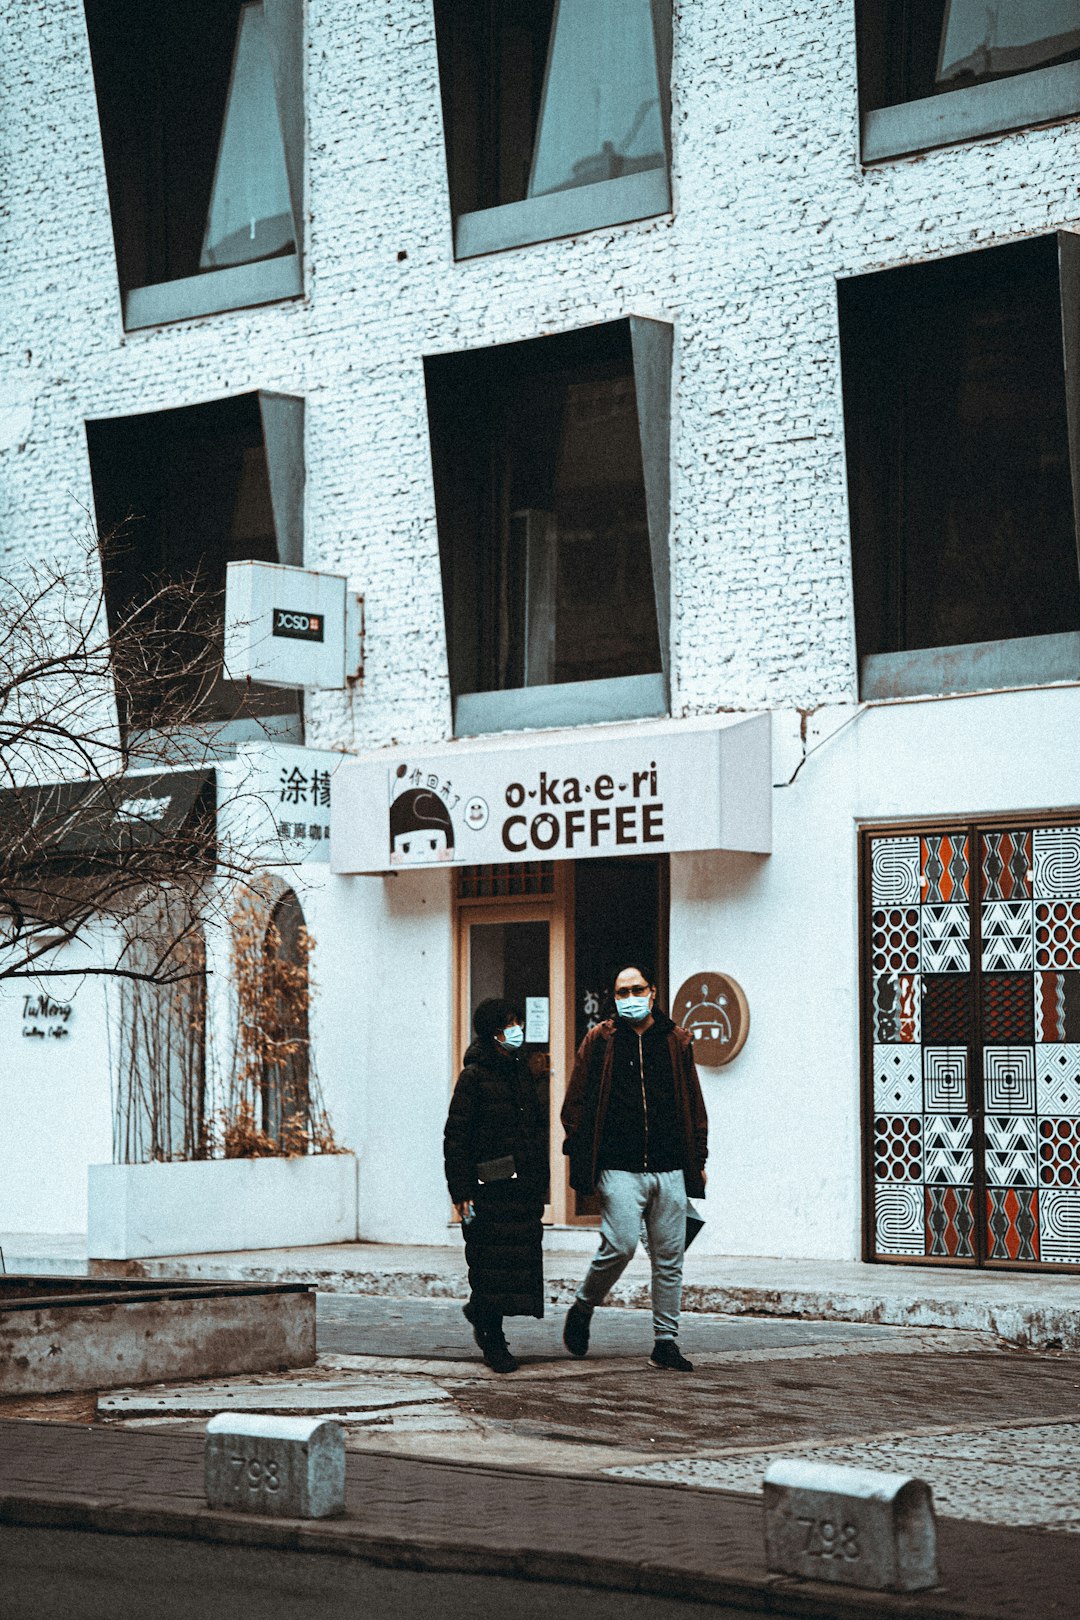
[650,1339,694,1372]
[563,1302,591,1358]
[483,1335,519,1374]
[462,1300,486,1351]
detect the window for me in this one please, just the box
[839,235,1080,699]
[433,0,672,258]
[84,0,303,329]
[856,1,1080,161]
[425,318,672,735]
[86,391,305,743]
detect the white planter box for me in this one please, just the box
[87,1155,358,1259]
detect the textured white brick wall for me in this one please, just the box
[4,0,1080,744]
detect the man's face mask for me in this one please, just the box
[498,1024,524,1050]
[615,981,653,1024]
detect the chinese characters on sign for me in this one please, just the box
[276,766,332,854]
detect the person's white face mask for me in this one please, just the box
[498,1024,524,1050]
[616,996,651,1024]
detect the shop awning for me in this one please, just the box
[329,714,771,875]
[0,769,215,867]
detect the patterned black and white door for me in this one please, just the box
[865,819,1080,1269]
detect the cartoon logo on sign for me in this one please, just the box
[390,786,456,866]
[674,973,749,1067]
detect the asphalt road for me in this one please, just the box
[3,1526,757,1620]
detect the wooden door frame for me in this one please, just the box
[453,865,578,1225]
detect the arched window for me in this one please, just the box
[259,887,310,1145]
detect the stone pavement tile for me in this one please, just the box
[612,1421,1080,1533]
[3,1420,1080,1617]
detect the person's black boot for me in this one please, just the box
[563,1302,592,1358]
[483,1332,519,1374]
[650,1339,694,1372]
[462,1300,487,1352]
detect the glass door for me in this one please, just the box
[455,899,572,1223]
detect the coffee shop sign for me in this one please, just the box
[390,758,666,865]
[330,717,772,873]
[22,994,73,1040]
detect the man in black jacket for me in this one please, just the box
[560,962,707,1372]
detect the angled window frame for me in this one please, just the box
[86,389,307,754]
[856,2,1080,164]
[85,0,305,331]
[438,0,673,261]
[429,317,673,738]
[842,232,1080,701]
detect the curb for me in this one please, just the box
[0,1491,980,1619]
[93,1258,1080,1350]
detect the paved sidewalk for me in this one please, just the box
[2,1419,1079,1618]
[9,1231,1080,1343]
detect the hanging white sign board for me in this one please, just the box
[330,714,771,874]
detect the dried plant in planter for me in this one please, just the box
[111,894,208,1164]
[222,883,341,1158]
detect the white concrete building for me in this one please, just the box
[2,0,1080,1271]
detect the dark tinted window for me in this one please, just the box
[434,0,668,218]
[858,0,1080,111]
[87,394,299,731]
[84,0,296,295]
[839,236,1080,660]
[425,322,662,699]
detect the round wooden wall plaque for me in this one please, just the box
[674,972,750,1066]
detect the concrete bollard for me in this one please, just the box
[763,1458,938,1593]
[205,1413,346,1519]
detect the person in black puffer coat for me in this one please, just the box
[444,996,548,1373]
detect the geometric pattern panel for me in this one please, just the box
[921,904,970,973]
[924,1046,968,1112]
[873,1045,922,1112]
[1033,826,1080,900]
[924,1114,974,1184]
[982,829,1033,902]
[1034,901,1080,971]
[922,974,971,1044]
[872,907,921,974]
[981,900,1034,972]
[926,1185,975,1258]
[1037,1118,1080,1187]
[987,1186,1039,1261]
[873,973,920,1044]
[981,974,1034,1045]
[875,1184,925,1255]
[985,1115,1038,1186]
[1039,1188,1080,1261]
[922,833,970,905]
[872,837,921,905]
[1036,1046,1080,1116]
[1036,971,1080,1042]
[983,1046,1036,1113]
[874,1115,924,1181]
[868,822,1080,1270]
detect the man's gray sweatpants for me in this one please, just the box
[575,1168,687,1340]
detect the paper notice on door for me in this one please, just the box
[525,997,550,1044]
